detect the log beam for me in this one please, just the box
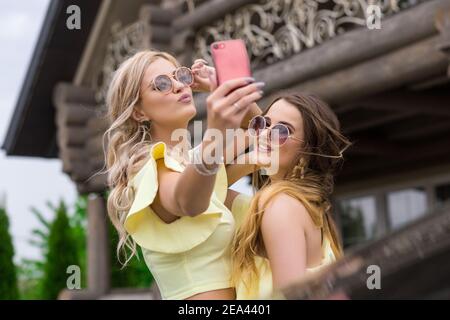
[173,0,255,32]
[335,90,450,117]
[279,35,448,105]
[192,0,450,117]
[254,0,450,94]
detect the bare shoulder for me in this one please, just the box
[260,192,310,228]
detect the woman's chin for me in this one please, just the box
[185,102,197,117]
[177,103,197,121]
[255,148,283,175]
[254,151,273,167]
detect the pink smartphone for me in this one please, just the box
[210,39,252,86]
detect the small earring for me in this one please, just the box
[299,158,306,179]
[142,120,151,128]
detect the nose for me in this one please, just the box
[260,127,269,137]
[172,78,185,93]
[259,128,271,145]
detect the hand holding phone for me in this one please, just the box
[207,39,264,133]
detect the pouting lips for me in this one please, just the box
[257,143,272,152]
[178,93,192,102]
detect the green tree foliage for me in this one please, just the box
[40,201,79,299]
[16,203,50,299]
[109,221,153,288]
[0,197,19,299]
[16,194,153,299]
[101,190,153,288]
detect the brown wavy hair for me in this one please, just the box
[231,93,352,294]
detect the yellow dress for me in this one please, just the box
[231,193,337,300]
[124,142,235,300]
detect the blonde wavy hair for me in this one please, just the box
[231,93,352,294]
[103,50,180,265]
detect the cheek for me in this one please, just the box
[140,92,174,117]
[279,142,299,166]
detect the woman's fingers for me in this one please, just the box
[196,65,214,79]
[206,77,261,131]
[207,67,218,91]
[234,90,263,112]
[222,81,265,107]
[192,65,217,92]
[191,58,207,67]
[191,59,209,74]
[208,81,263,117]
[228,91,263,118]
[209,77,255,100]
[192,63,204,72]
[193,58,208,65]
[221,90,263,125]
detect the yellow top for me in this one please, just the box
[231,193,337,300]
[124,142,235,300]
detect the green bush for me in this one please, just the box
[40,201,79,299]
[0,200,19,299]
[109,222,153,288]
[101,190,154,288]
[17,194,153,299]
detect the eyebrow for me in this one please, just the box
[279,121,295,132]
[266,116,295,132]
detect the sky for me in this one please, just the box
[0,0,252,264]
[0,0,77,263]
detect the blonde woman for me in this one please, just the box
[229,93,352,299]
[104,50,263,300]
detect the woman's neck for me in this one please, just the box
[151,122,191,151]
[268,170,287,182]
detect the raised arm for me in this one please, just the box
[156,77,263,218]
[191,58,263,186]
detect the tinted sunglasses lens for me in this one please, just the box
[271,124,289,146]
[154,75,172,92]
[177,67,194,85]
[249,116,266,136]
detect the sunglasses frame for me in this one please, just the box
[248,115,303,147]
[248,115,348,159]
[149,66,194,93]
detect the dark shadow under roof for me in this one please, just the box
[2,0,102,158]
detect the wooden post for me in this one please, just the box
[58,192,111,300]
[87,193,110,296]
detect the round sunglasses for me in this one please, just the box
[248,115,302,146]
[149,67,194,93]
[248,115,348,158]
